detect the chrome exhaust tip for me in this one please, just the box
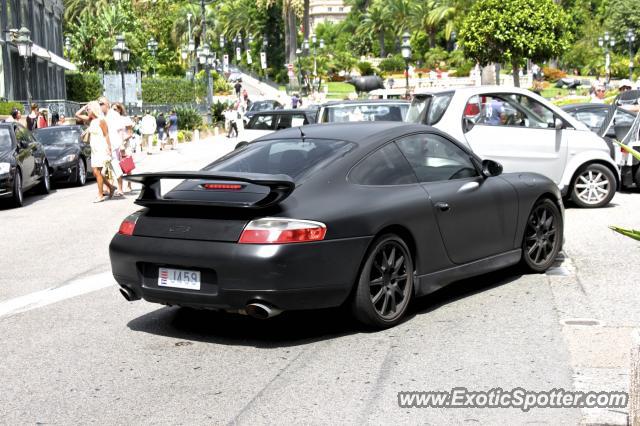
[245,303,282,319]
[119,286,139,301]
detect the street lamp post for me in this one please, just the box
[401,32,412,97]
[112,34,130,105]
[599,32,616,83]
[16,27,33,106]
[624,29,636,81]
[147,37,158,77]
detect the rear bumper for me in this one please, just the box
[109,234,372,311]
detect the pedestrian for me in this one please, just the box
[26,103,39,130]
[234,80,242,98]
[38,109,48,128]
[140,110,157,154]
[98,96,125,197]
[74,101,116,203]
[291,93,301,109]
[112,102,135,192]
[51,112,59,126]
[5,108,21,123]
[591,84,606,104]
[156,112,167,150]
[167,110,178,150]
[225,106,238,138]
[58,114,66,125]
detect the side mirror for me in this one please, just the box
[549,117,564,130]
[462,117,475,133]
[481,159,503,177]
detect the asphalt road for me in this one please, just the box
[0,139,638,424]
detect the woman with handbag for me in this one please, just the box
[112,103,135,192]
[75,101,116,203]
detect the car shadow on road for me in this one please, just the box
[0,189,57,210]
[127,267,523,348]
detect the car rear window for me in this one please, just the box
[322,104,408,123]
[406,92,454,125]
[205,138,354,179]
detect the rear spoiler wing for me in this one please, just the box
[124,171,295,209]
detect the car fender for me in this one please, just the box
[560,150,620,192]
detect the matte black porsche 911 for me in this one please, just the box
[109,122,564,328]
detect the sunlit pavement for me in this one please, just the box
[0,138,637,424]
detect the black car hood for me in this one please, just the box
[43,144,78,160]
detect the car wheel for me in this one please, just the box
[11,169,23,207]
[521,198,563,273]
[76,158,87,186]
[352,234,414,328]
[37,162,51,194]
[570,164,616,208]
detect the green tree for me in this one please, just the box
[357,0,390,57]
[459,0,572,86]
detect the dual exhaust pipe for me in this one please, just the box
[118,287,282,319]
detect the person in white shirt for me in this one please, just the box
[140,111,157,154]
[591,84,606,104]
[98,97,125,196]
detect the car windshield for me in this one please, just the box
[249,102,275,112]
[405,92,454,125]
[205,138,354,179]
[323,103,408,123]
[35,128,81,145]
[0,128,11,151]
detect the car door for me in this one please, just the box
[463,93,568,185]
[395,132,519,265]
[13,125,36,187]
[27,129,47,179]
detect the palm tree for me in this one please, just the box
[358,0,389,57]
[64,0,111,22]
[427,0,471,41]
[410,0,438,48]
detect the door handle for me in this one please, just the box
[435,202,450,212]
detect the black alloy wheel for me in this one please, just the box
[522,198,563,272]
[76,158,87,186]
[37,162,51,194]
[12,170,23,207]
[352,234,414,328]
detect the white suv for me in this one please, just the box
[406,86,619,208]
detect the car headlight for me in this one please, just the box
[0,162,10,175]
[55,154,77,165]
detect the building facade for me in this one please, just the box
[0,0,74,102]
[309,0,351,33]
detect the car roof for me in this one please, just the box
[258,121,432,144]
[413,85,536,96]
[561,103,610,111]
[34,125,83,131]
[320,99,409,106]
[252,109,315,115]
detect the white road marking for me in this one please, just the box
[0,272,115,318]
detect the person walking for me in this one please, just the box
[167,110,178,150]
[112,102,135,192]
[74,101,116,203]
[225,106,238,138]
[26,103,39,130]
[5,108,21,123]
[140,110,156,154]
[234,80,242,99]
[37,110,48,128]
[156,112,167,150]
[99,96,125,197]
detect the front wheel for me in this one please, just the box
[521,198,563,273]
[570,164,616,208]
[76,158,87,186]
[11,170,23,207]
[37,162,51,194]
[352,234,414,329]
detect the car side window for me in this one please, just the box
[349,143,417,186]
[575,109,607,129]
[291,114,308,127]
[276,114,292,129]
[395,133,479,183]
[464,94,556,128]
[249,115,274,130]
[613,109,635,126]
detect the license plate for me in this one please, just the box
[158,267,201,290]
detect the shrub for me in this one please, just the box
[66,72,103,102]
[214,78,231,95]
[0,101,23,115]
[177,131,185,143]
[451,61,475,77]
[542,67,567,82]
[378,55,406,72]
[183,130,193,142]
[142,77,201,103]
[210,99,232,124]
[357,61,375,76]
[175,106,202,130]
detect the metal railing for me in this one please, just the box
[16,99,85,117]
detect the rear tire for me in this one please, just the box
[521,198,563,273]
[570,163,616,208]
[11,169,23,207]
[352,234,413,329]
[37,162,51,194]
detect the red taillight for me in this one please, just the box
[201,183,244,190]
[238,218,327,244]
[118,212,141,236]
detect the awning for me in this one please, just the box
[30,43,77,71]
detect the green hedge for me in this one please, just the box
[175,106,202,130]
[142,77,202,103]
[378,56,406,72]
[0,101,23,115]
[65,72,103,102]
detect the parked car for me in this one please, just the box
[368,88,407,100]
[110,122,564,329]
[315,99,410,123]
[0,122,51,207]
[407,86,620,208]
[238,109,317,146]
[243,100,284,125]
[34,125,91,186]
[562,103,640,188]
